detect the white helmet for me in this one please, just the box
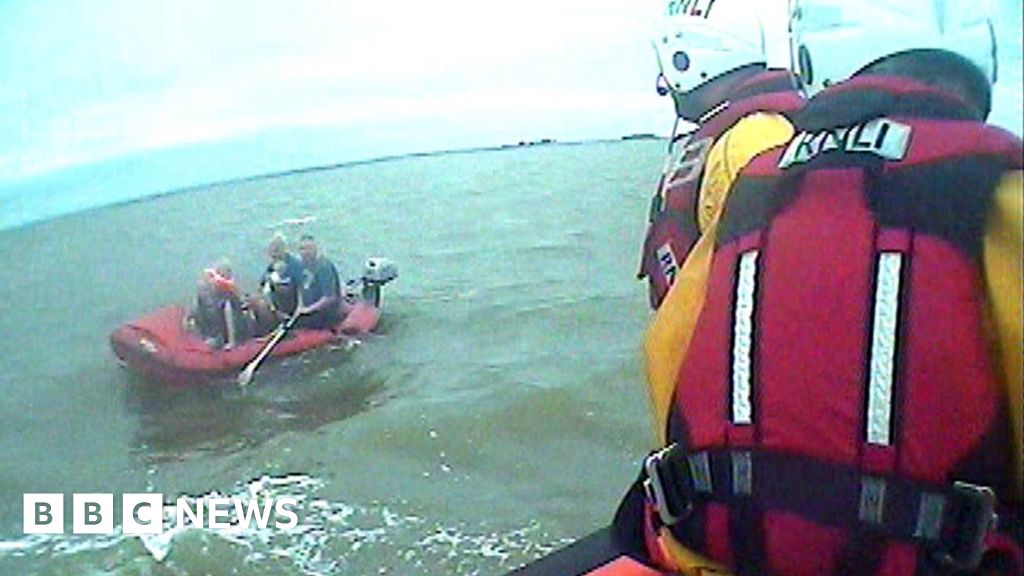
[652,0,770,95]
[788,0,997,96]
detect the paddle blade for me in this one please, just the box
[237,365,256,387]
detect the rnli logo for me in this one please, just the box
[778,118,912,169]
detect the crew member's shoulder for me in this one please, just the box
[715,112,794,174]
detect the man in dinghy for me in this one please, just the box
[294,234,343,330]
[260,232,303,317]
[247,232,305,335]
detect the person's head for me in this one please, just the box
[788,0,997,118]
[213,258,233,279]
[298,234,319,264]
[267,232,288,261]
[652,0,771,120]
[202,258,236,294]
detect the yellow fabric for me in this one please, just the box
[658,527,731,575]
[982,170,1023,502]
[644,112,795,443]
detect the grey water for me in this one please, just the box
[0,139,661,575]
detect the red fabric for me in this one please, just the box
[874,544,919,576]
[705,503,733,566]
[861,446,897,477]
[757,170,873,463]
[762,512,845,575]
[675,241,739,449]
[897,237,1000,482]
[888,119,1024,168]
[820,75,979,112]
[664,177,700,215]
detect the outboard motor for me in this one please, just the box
[360,257,398,307]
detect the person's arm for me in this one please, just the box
[297,262,340,314]
[259,264,276,297]
[982,169,1023,502]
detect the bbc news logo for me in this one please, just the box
[24,493,299,534]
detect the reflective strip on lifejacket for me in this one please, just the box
[866,252,904,446]
[731,250,759,426]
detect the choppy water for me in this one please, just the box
[0,140,661,575]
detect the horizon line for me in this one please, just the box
[0,133,665,234]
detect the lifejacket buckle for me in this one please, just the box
[642,445,690,527]
[930,481,998,572]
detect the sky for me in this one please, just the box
[0,0,670,185]
[0,0,1020,229]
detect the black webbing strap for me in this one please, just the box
[507,527,621,576]
[642,446,1001,573]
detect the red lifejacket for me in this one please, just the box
[204,268,237,295]
[649,77,1023,575]
[639,71,804,309]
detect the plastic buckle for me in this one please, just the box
[932,481,998,572]
[642,445,689,527]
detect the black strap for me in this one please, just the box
[611,473,653,562]
[644,446,1003,573]
[506,526,645,576]
[836,529,887,576]
[730,497,766,576]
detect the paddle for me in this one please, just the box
[237,312,302,387]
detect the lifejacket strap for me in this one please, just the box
[639,444,1008,573]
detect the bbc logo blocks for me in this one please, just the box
[24,493,163,535]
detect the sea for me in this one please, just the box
[0,139,662,575]
[1,12,1022,568]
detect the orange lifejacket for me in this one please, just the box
[204,268,237,294]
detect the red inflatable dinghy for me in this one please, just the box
[110,301,379,386]
[111,257,397,386]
